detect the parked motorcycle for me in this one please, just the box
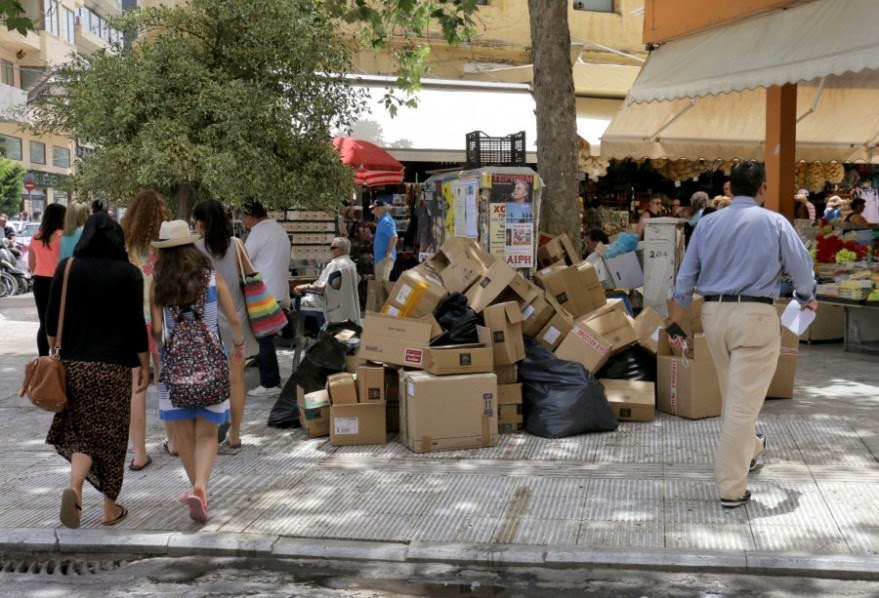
[0,238,31,296]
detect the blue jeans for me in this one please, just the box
[256,335,281,388]
[294,296,326,331]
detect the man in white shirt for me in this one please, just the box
[242,199,291,398]
[291,237,361,328]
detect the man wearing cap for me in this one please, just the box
[370,199,397,282]
[241,199,291,398]
[668,161,818,510]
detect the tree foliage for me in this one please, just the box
[1,0,34,36]
[0,156,25,216]
[31,0,366,218]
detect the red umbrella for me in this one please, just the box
[333,137,405,187]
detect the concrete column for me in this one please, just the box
[764,84,797,217]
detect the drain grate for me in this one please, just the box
[0,558,130,576]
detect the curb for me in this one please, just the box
[2,529,878,581]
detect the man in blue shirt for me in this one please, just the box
[669,161,818,510]
[370,199,397,281]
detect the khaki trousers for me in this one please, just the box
[701,301,780,500]
[374,257,394,282]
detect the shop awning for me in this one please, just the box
[627,0,879,104]
[602,70,879,162]
[332,137,405,187]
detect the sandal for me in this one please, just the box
[162,440,179,457]
[59,488,81,529]
[129,455,152,471]
[102,504,128,526]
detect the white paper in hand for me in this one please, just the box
[780,300,816,336]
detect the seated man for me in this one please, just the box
[291,237,361,331]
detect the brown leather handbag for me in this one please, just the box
[20,258,73,413]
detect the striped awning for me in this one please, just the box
[333,137,405,187]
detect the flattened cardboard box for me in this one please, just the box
[426,236,493,294]
[536,233,579,268]
[326,372,358,405]
[298,388,330,438]
[482,301,526,365]
[656,331,721,419]
[399,371,498,453]
[382,268,448,318]
[767,327,799,399]
[359,311,433,368]
[498,403,524,433]
[599,379,655,422]
[634,306,666,355]
[356,364,385,403]
[330,401,387,446]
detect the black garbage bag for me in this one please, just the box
[431,292,483,346]
[518,337,618,438]
[268,335,348,429]
[595,345,657,382]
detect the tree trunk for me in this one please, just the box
[528,0,582,255]
[176,182,195,222]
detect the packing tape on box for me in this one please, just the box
[670,359,678,416]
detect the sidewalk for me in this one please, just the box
[2,310,878,580]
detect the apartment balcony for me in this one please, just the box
[0,83,28,123]
[83,0,123,18]
[75,23,109,56]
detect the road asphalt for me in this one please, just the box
[1,293,878,580]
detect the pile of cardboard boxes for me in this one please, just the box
[296,233,800,451]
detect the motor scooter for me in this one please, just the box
[0,238,31,296]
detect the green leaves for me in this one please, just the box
[0,156,25,215]
[30,0,364,216]
[0,0,35,36]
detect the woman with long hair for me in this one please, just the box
[59,202,90,260]
[192,200,257,452]
[151,220,245,522]
[45,212,150,528]
[28,203,66,356]
[120,190,170,470]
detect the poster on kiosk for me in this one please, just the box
[423,166,541,273]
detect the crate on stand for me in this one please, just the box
[466,131,526,168]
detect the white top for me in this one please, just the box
[299,254,361,326]
[245,218,291,309]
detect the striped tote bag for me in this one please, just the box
[234,239,288,338]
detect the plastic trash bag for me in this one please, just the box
[603,232,639,258]
[595,345,657,382]
[431,292,484,346]
[518,338,618,438]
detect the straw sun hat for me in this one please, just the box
[151,220,200,248]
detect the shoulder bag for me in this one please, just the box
[20,258,73,412]
[234,238,288,338]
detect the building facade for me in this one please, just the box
[0,0,122,217]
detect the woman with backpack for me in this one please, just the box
[150,220,245,523]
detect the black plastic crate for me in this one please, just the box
[465,131,526,167]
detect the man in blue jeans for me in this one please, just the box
[371,199,397,281]
[242,199,291,398]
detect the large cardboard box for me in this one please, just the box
[382,268,448,318]
[482,301,526,365]
[356,364,385,403]
[600,379,655,422]
[298,388,331,438]
[517,293,555,338]
[634,306,666,355]
[604,251,644,289]
[422,329,494,376]
[498,403,524,433]
[537,233,579,268]
[330,402,387,446]
[535,302,574,351]
[426,236,493,294]
[537,261,605,319]
[585,251,614,289]
[498,383,522,405]
[767,328,799,399]
[326,372,358,405]
[494,364,518,385]
[656,332,722,419]
[399,371,498,453]
[666,295,704,338]
[359,312,433,368]
[554,322,614,374]
[581,305,637,354]
[466,260,536,313]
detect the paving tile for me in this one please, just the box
[839,526,879,554]
[321,513,418,542]
[583,496,662,522]
[509,518,580,545]
[576,520,664,549]
[750,524,850,553]
[665,523,755,551]
[665,499,748,524]
[746,482,838,528]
